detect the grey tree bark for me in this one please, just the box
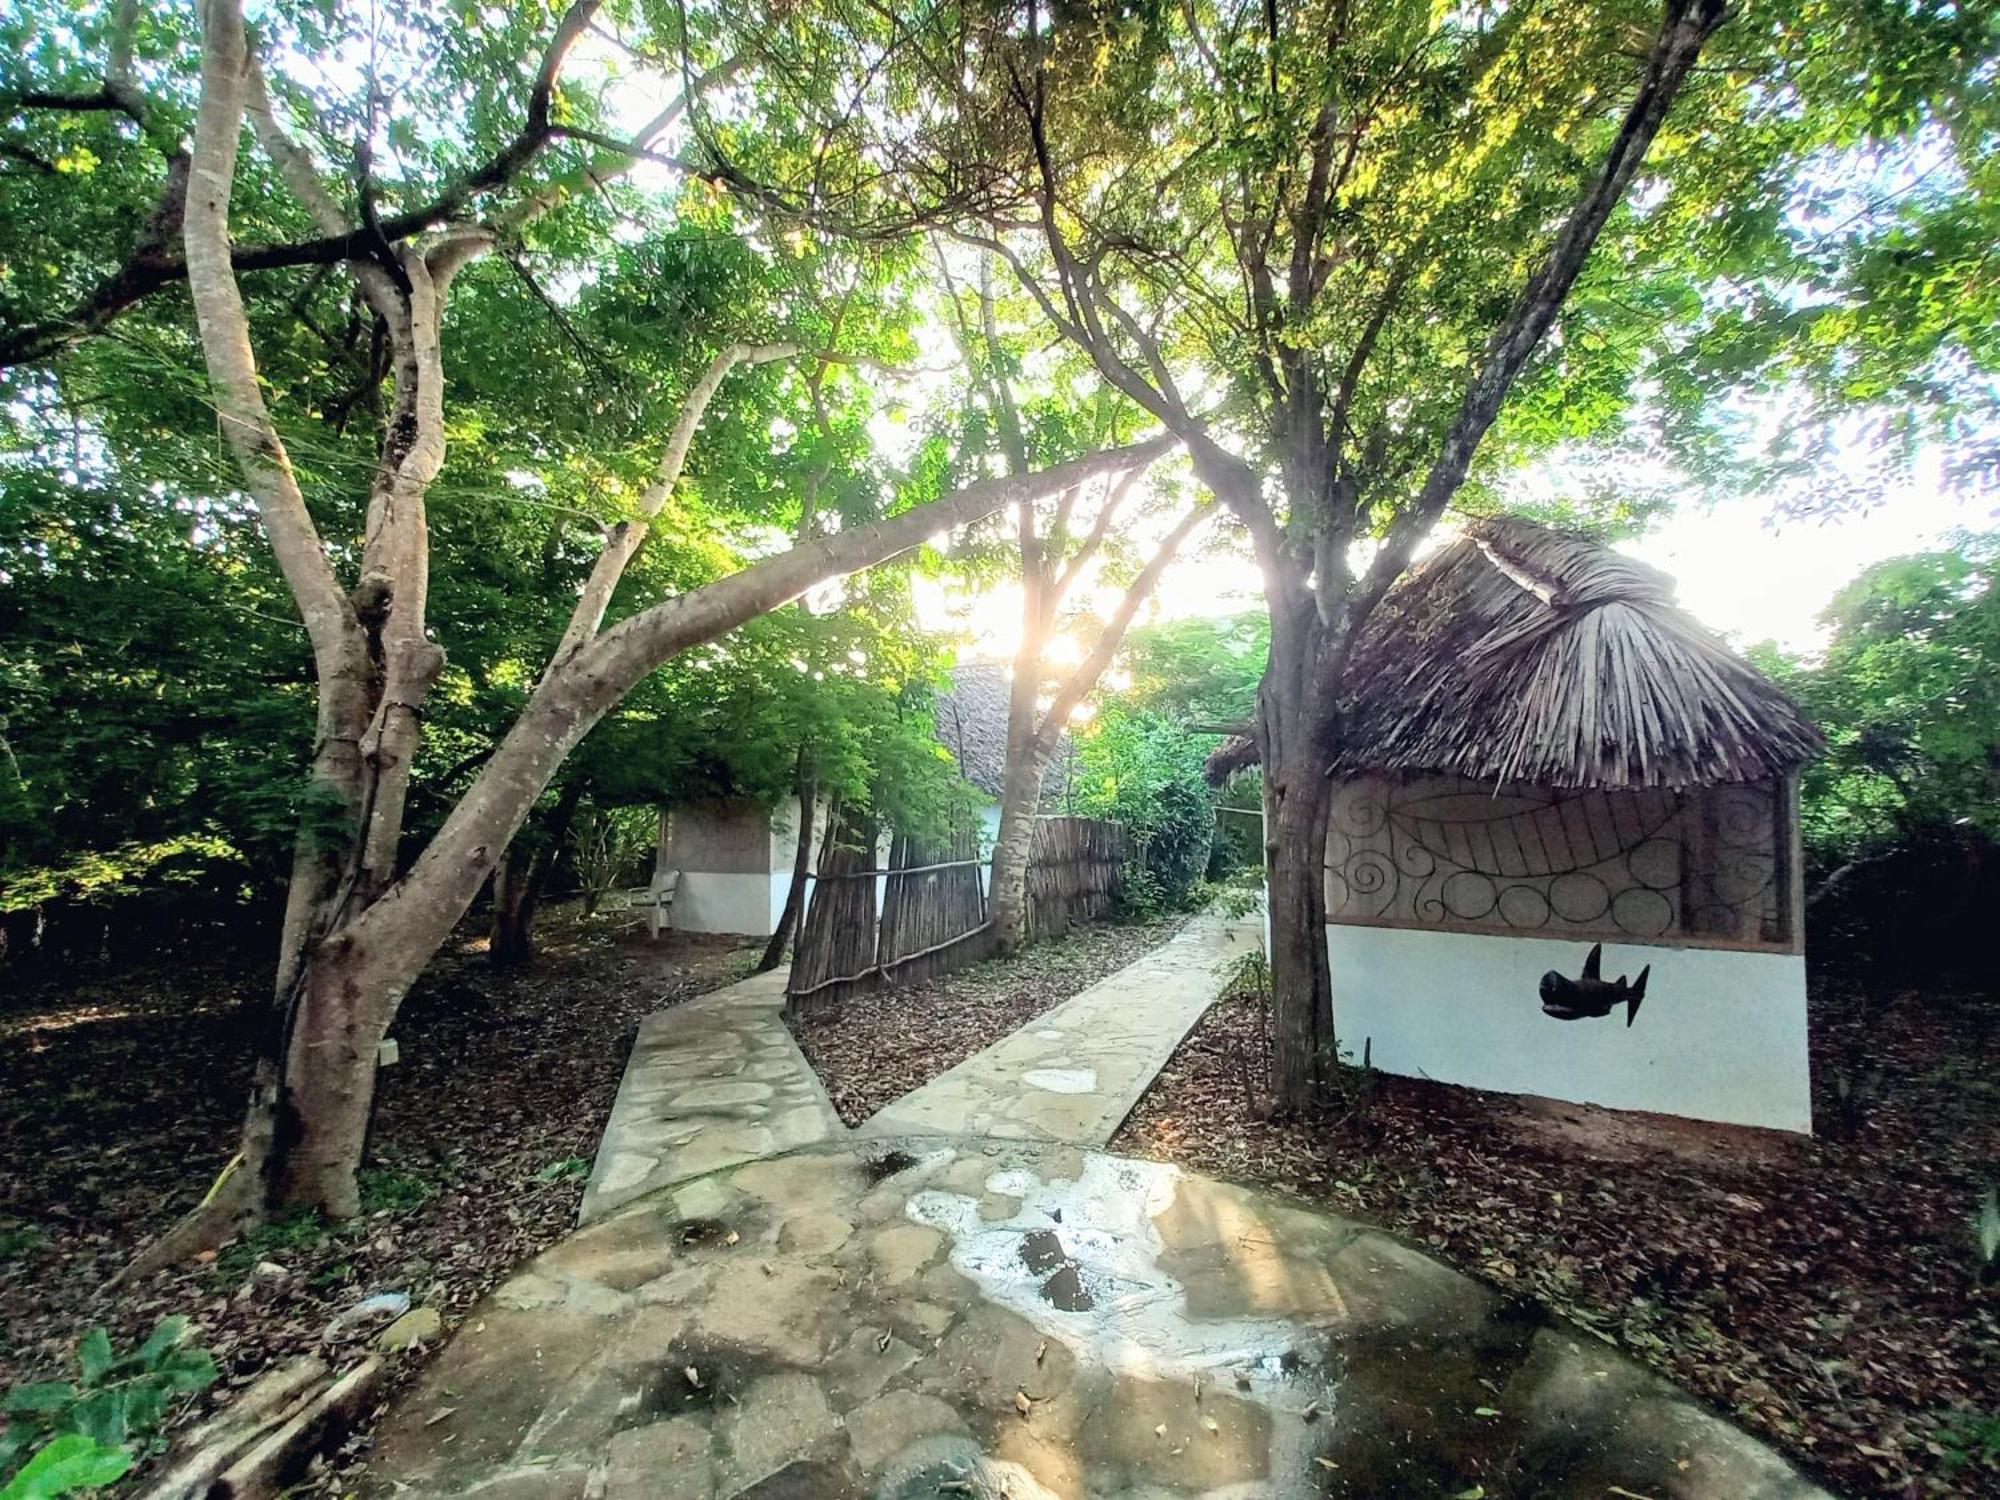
[151,0,1178,1268]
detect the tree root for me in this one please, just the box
[108,1153,261,1289]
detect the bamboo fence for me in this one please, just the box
[784,814,1125,1011]
[1025,815,1127,940]
[785,805,882,1015]
[877,825,987,987]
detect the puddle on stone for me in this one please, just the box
[627,1334,774,1421]
[1020,1067,1097,1094]
[862,1149,919,1184]
[904,1154,1327,1408]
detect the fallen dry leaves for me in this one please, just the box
[0,913,757,1492]
[1113,976,2000,1499]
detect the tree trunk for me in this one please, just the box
[757,761,816,972]
[270,931,392,1216]
[490,773,586,965]
[1253,585,1339,1115]
[1263,752,1332,1111]
[988,738,1054,952]
[489,853,537,964]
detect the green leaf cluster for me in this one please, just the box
[1072,707,1219,911]
[1,1318,216,1493]
[1753,529,2000,862]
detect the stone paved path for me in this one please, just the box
[580,965,844,1223]
[861,909,1260,1146]
[368,1139,1827,1500]
[366,921,1831,1500]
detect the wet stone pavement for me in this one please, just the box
[366,1139,1827,1500]
[862,911,1260,1147]
[579,966,844,1224]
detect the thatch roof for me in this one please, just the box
[1206,517,1820,791]
[935,661,1071,805]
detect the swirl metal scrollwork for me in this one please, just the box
[1324,776,1785,946]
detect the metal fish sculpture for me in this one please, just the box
[1539,943,1649,1027]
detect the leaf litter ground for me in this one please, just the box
[0,910,757,1492]
[1111,974,2000,1499]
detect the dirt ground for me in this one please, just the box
[786,914,1185,1126]
[0,909,757,1491]
[7,913,1992,1497]
[1113,972,2000,1499]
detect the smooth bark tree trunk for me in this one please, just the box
[982,495,1210,953]
[988,739,1055,952]
[757,765,816,972]
[161,0,1179,1268]
[489,775,585,965]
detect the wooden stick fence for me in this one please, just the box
[784,814,1125,1011]
[785,805,881,1013]
[1025,816,1126,941]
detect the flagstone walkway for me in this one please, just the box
[861,909,1261,1146]
[580,965,844,1223]
[369,918,1830,1500]
[369,1139,1827,1500]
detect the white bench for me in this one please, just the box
[614,868,680,938]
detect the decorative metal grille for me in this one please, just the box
[1324,776,1787,947]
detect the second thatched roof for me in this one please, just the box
[1209,517,1821,791]
[935,661,1071,805]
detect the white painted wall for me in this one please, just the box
[670,872,783,936]
[976,800,1000,896]
[1326,925,1813,1133]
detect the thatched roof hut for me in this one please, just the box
[1239,519,1822,1134]
[1207,517,1820,790]
[935,661,1070,805]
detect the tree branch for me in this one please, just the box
[551,341,809,660]
[185,0,358,677]
[1038,498,1217,743]
[0,0,609,369]
[1050,467,1140,605]
[1342,0,1729,645]
[583,436,1178,696]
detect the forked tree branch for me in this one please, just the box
[0,0,651,368]
[552,341,811,660]
[1050,468,1140,605]
[1337,0,1729,655]
[1037,498,1217,745]
[184,0,357,677]
[581,436,1179,698]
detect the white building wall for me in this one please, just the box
[975,800,1001,896]
[660,799,781,937]
[672,872,785,937]
[1326,925,1813,1133]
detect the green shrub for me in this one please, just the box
[1,1318,216,1493]
[1072,708,1216,912]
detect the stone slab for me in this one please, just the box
[861,910,1261,1145]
